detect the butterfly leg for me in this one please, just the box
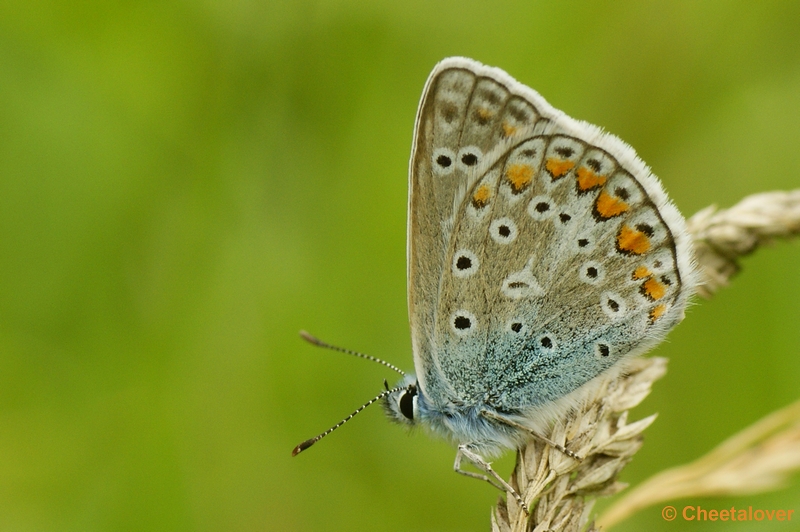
[455,444,529,514]
[479,409,583,461]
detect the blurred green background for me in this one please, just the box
[1,1,799,530]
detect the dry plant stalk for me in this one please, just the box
[687,190,800,297]
[492,356,667,532]
[598,398,800,528]
[490,189,800,531]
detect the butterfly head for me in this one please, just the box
[382,374,420,426]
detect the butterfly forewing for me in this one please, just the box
[408,63,547,397]
[408,58,693,411]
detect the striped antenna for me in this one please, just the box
[299,330,406,376]
[292,386,405,456]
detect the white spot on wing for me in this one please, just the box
[456,146,483,172]
[489,217,518,244]
[527,195,555,221]
[594,341,612,359]
[600,292,627,320]
[451,309,477,336]
[579,260,604,284]
[501,258,544,299]
[452,249,479,278]
[432,147,456,175]
[506,319,527,335]
[574,234,595,254]
[536,333,557,351]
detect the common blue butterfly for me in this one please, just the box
[294,57,696,511]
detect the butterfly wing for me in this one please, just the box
[407,59,549,402]
[407,58,695,412]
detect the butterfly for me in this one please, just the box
[295,57,696,511]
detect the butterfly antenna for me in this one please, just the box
[292,386,405,456]
[299,330,406,376]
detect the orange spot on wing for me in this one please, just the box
[505,164,534,193]
[475,107,493,123]
[545,158,575,179]
[576,167,607,191]
[595,191,630,219]
[617,225,651,255]
[502,121,517,137]
[650,304,667,321]
[472,185,491,208]
[632,266,652,280]
[642,277,667,300]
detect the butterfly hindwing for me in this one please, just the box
[408,57,694,412]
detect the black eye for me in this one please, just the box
[399,388,416,420]
[437,155,452,168]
